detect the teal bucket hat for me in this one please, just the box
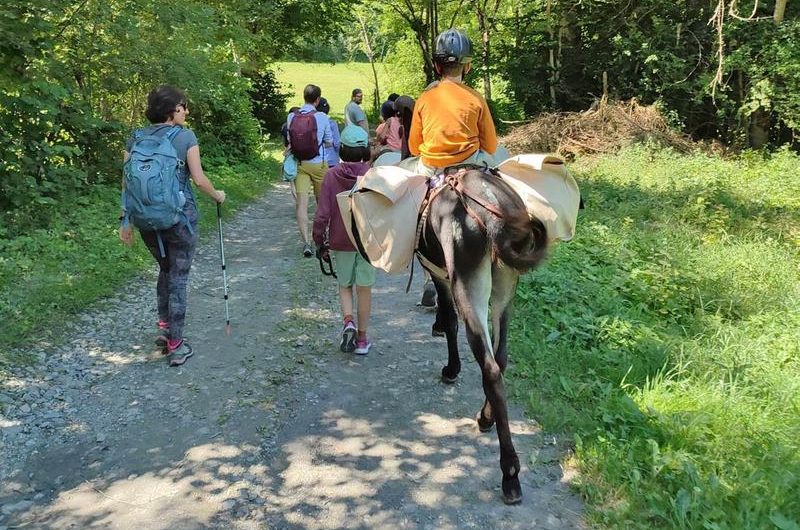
[340,124,369,147]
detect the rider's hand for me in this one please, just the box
[214,190,226,203]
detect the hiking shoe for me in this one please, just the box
[420,281,437,308]
[340,321,357,353]
[354,339,372,355]
[167,341,194,367]
[303,243,313,258]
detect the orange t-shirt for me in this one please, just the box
[408,79,498,168]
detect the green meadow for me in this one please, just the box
[273,61,391,122]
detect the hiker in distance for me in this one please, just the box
[344,88,369,134]
[286,84,334,257]
[312,125,376,355]
[119,85,226,367]
[374,96,402,156]
[316,97,340,169]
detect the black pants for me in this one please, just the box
[140,218,198,341]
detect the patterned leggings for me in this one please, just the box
[140,220,198,341]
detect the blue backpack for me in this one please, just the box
[122,126,190,255]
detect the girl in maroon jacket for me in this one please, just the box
[313,125,376,355]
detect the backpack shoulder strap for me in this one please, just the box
[165,125,182,141]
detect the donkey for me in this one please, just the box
[394,97,549,504]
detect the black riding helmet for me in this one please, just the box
[433,29,472,65]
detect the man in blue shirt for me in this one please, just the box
[287,84,333,257]
[344,88,369,134]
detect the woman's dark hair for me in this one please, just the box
[145,85,187,124]
[380,101,395,121]
[388,93,399,102]
[339,145,370,163]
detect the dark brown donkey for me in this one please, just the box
[395,98,549,504]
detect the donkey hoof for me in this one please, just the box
[441,368,458,384]
[475,411,495,432]
[431,323,445,337]
[501,477,523,505]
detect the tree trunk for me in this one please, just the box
[357,13,381,118]
[475,3,492,100]
[385,0,439,84]
[774,0,787,23]
[749,107,770,148]
[547,0,557,108]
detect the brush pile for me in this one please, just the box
[500,98,696,159]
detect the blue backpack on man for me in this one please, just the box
[122,126,190,256]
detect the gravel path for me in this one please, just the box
[0,183,585,529]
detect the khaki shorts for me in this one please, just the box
[296,161,328,198]
[332,250,376,287]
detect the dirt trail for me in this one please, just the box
[0,182,585,529]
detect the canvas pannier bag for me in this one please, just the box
[495,154,580,243]
[337,165,428,273]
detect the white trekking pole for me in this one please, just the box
[216,202,231,336]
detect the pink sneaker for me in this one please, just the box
[354,339,372,355]
[155,320,169,353]
[340,321,357,353]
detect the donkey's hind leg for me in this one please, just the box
[477,265,519,432]
[451,255,522,505]
[432,279,461,383]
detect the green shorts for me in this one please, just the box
[332,250,376,287]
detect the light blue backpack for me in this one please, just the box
[122,126,190,255]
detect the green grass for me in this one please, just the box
[509,145,800,528]
[0,146,283,373]
[273,61,391,123]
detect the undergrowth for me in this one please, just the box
[509,145,800,529]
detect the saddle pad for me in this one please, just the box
[495,154,580,243]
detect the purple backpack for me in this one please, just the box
[288,111,320,161]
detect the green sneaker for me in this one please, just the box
[168,341,194,367]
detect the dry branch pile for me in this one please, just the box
[500,99,697,159]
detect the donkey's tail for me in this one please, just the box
[494,206,549,272]
[462,172,549,272]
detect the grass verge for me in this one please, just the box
[508,145,800,528]
[0,146,282,373]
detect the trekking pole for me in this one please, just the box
[216,202,232,336]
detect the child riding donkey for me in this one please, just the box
[405,29,548,504]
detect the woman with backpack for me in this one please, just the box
[119,85,226,367]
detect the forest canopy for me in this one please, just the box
[2,0,798,234]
